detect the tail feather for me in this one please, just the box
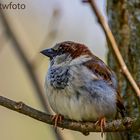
[116,91,126,118]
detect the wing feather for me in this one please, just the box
[83,56,114,86]
[83,55,125,117]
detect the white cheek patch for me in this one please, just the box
[52,54,72,67]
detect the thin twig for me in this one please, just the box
[83,0,140,98]
[32,7,61,69]
[0,8,63,140]
[0,26,9,53]
[0,95,140,134]
[0,10,48,112]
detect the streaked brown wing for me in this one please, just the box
[83,55,125,117]
[83,55,114,86]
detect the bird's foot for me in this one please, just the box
[51,114,63,128]
[95,117,106,137]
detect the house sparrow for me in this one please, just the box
[41,41,125,136]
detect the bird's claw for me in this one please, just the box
[95,117,106,137]
[51,114,63,129]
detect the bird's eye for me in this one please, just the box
[59,46,62,50]
[52,44,61,51]
[52,47,58,51]
[52,48,57,52]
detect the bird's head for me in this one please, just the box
[40,41,93,66]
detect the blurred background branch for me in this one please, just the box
[31,7,61,69]
[107,1,140,140]
[0,7,63,140]
[83,0,140,100]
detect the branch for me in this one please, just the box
[83,0,140,99]
[0,95,140,134]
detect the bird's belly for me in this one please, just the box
[47,88,99,121]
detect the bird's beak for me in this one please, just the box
[40,48,56,59]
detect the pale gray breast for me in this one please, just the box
[46,64,117,121]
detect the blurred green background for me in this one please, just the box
[0,0,107,139]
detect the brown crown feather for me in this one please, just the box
[57,41,93,59]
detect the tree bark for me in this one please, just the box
[107,0,140,140]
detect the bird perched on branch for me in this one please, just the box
[41,41,125,136]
